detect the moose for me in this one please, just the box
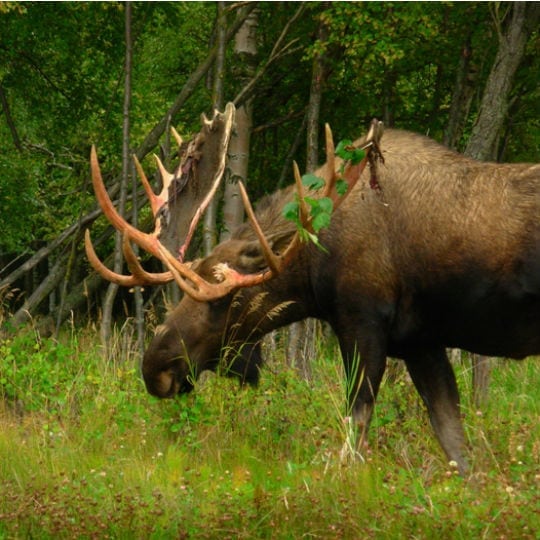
[86,104,539,475]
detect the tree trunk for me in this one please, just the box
[287,9,330,380]
[203,1,227,255]
[100,1,133,350]
[131,161,145,359]
[443,36,476,150]
[465,2,540,160]
[221,9,258,241]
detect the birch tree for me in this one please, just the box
[221,9,259,241]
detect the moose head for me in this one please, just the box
[85,104,379,397]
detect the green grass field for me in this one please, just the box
[1,325,538,539]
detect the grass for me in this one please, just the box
[0,324,538,539]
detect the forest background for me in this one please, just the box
[0,1,538,339]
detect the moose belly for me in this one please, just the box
[391,271,540,359]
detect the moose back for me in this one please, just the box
[87,109,539,475]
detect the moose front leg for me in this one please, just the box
[338,331,387,462]
[404,347,469,475]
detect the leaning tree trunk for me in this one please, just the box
[221,9,258,241]
[463,2,540,407]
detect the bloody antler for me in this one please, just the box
[85,105,275,301]
[86,111,382,302]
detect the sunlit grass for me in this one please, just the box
[0,325,538,538]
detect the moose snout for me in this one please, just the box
[141,366,176,398]
[142,365,195,398]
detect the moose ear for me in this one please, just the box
[236,230,296,274]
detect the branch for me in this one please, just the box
[233,3,305,107]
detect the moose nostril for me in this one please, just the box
[152,369,178,398]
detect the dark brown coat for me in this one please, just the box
[142,129,540,474]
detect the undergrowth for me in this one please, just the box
[0,325,538,539]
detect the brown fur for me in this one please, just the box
[142,128,540,475]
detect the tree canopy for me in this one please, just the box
[0,1,538,330]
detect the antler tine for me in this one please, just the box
[153,154,176,197]
[238,181,281,276]
[293,161,310,225]
[322,123,336,199]
[121,234,173,285]
[132,154,164,217]
[171,126,183,148]
[90,145,133,234]
[89,145,178,276]
[85,229,139,287]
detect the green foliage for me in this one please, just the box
[0,328,538,538]
[282,173,333,251]
[335,138,366,167]
[0,3,214,255]
[282,137,367,250]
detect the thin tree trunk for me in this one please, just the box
[101,1,133,349]
[443,36,476,149]
[277,112,307,189]
[131,160,145,359]
[287,8,330,380]
[221,9,258,241]
[204,1,227,255]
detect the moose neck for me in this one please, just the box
[225,251,314,343]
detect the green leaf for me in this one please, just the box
[316,197,333,214]
[335,139,365,165]
[336,179,349,196]
[312,212,331,233]
[301,174,325,191]
[335,139,353,158]
[282,201,300,223]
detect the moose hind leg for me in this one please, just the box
[404,348,469,474]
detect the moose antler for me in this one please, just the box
[237,121,382,276]
[86,111,381,302]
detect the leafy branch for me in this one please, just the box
[282,139,365,251]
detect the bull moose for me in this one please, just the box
[86,104,539,475]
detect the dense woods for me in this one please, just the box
[1,1,538,337]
